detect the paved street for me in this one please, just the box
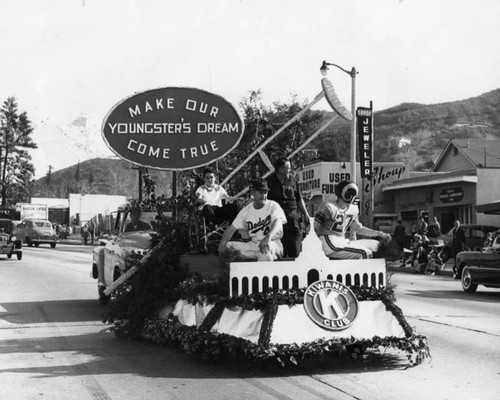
[1,246,499,399]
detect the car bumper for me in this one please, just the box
[0,245,16,254]
[31,238,58,244]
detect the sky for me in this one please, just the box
[1,0,499,178]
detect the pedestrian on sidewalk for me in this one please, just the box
[451,220,467,279]
[393,220,406,266]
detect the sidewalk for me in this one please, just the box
[58,234,94,246]
[386,259,455,277]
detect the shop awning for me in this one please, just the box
[382,174,477,192]
[476,200,500,215]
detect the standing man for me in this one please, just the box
[393,220,406,265]
[417,214,428,235]
[266,158,310,258]
[88,218,95,244]
[218,179,286,262]
[314,180,391,259]
[427,216,441,238]
[451,220,467,279]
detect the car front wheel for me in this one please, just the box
[16,252,22,260]
[7,253,12,259]
[461,267,478,293]
[50,243,56,248]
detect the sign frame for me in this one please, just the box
[102,86,245,171]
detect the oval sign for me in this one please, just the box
[439,187,464,203]
[102,87,244,170]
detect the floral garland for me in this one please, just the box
[135,276,430,367]
[141,313,430,367]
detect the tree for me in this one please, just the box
[211,91,324,195]
[0,97,37,207]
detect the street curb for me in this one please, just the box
[387,261,454,277]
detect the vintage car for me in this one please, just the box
[92,203,155,304]
[455,229,500,292]
[436,223,499,262]
[16,219,58,248]
[0,218,23,260]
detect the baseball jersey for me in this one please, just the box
[195,184,230,207]
[232,200,286,243]
[314,201,358,238]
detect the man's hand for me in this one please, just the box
[258,235,271,254]
[378,232,392,245]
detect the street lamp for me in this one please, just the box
[320,60,358,183]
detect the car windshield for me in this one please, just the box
[469,229,485,239]
[123,211,155,232]
[33,221,52,228]
[0,220,13,233]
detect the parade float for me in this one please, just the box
[96,70,430,368]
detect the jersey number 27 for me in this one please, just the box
[330,214,353,233]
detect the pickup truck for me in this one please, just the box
[91,203,155,304]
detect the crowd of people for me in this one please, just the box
[393,215,471,275]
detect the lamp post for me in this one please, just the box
[320,60,358,183]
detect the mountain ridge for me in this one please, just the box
[31,88,500,198]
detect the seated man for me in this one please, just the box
[195,167,239,228]
[314,180,391,259]
[124,209,151,232]
[483,232,494,249]
[404,233,423,266]
[412,234,432,273]
[218,179,286,262]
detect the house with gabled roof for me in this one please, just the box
[382,139,500,233]
[432,139,500,171]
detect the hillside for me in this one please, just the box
[314,88,500,170]
[31,88,500,196]
[31,158,174,199]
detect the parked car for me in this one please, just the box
[16,219,58,248]
[434,224,499,263]
[455,229,500,292]
[0,218,23,260]
[92,203,155,304]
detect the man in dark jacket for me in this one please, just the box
[266,158,310,258]
[393,220,406,265]
[451,220,467,255]
[451,220,467,279]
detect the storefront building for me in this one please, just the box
[297,161,408,230]
[382,139,500,234]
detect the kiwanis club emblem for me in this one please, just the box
[303,280,359,331]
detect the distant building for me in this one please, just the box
[31,197,69,224]
[383,139,500,233]
[69,194,127,225]
[26,194,128,226]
